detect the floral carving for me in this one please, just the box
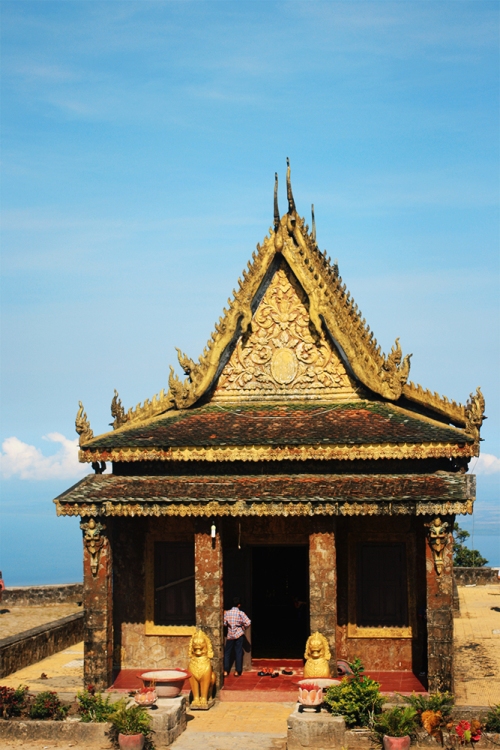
[213,261,362,401]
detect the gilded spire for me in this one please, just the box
[274,172,280,231]
[311,204,316,242]
[286,157,296,214]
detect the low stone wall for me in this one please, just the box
[0,695,187,748]
[286,710,500,750]
[454,568,500,586]
[1,583,83,606]
[0,612,84,678]
[0,718,109,744]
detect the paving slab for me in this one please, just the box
[0,642,84,695]
[170,701,293,749]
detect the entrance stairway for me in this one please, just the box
[220,659,302,702]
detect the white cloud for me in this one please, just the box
[469,453,500,476]
[0,433,91,481]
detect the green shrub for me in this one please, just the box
[107,698,154,749]
[324,658,383,728]
[0,685,30,719]
[372,706,418,741]
[402,691,454,723]
[77,685,115,723]
[485,705,500,733]
[29,691,69,721]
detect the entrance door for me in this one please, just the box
[251,546,309,659]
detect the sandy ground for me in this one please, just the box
[453,584,500,705]
[0,603,82,639]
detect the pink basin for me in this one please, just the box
[140,670,190,698]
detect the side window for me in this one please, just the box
[154,541,195,626]
[356,542,408,628]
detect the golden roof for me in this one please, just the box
[76,162,485,461]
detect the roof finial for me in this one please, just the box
[311,204,316,242]
[286,157,296,214]
[274,172,280,231]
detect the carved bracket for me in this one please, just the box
[425,517,450,575]
[80,517,106,576]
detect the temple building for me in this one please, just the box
[55,164,485,694]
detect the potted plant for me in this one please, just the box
[108,698,154,750]
[402,690,454,745]
[372,706,418,750]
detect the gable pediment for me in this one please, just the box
[211,258,363,403]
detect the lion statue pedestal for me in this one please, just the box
[188,630,216,709]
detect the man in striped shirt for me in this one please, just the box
[223,597,251,676]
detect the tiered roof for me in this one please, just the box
[58,164,484,518]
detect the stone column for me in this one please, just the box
[425,516,454,693]
[309,518,337,674]
[194,520,223,686]
[81,517,113,690]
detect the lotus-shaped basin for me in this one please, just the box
[140,669,190,698]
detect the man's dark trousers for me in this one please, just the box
[224,635,244,674]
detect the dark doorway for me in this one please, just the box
[251,546,309,658]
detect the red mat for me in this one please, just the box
[109,666,427,697]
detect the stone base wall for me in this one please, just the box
[336,634,414,671]
[454,567,500,586]
[1,584,83,606]
[118,622,191,670]
[0,612,84,678]
[287,711,500,750]
[0,695,187,747]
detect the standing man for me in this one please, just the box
[223,596,251,677]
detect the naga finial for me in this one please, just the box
[274,172,280,231]
[110,389,128,430]
[311,204,316,242]
[75,401,94,446]
[465,386,486,447]
[286,157,296,214]
[176,347,196,379]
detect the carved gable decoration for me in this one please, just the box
[211,260,363,402]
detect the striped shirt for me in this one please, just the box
[224,607,251,640]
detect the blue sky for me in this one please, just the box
[1,1,499,584]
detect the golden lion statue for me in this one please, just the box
[303,631,331,678]
[188,629,216,707]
